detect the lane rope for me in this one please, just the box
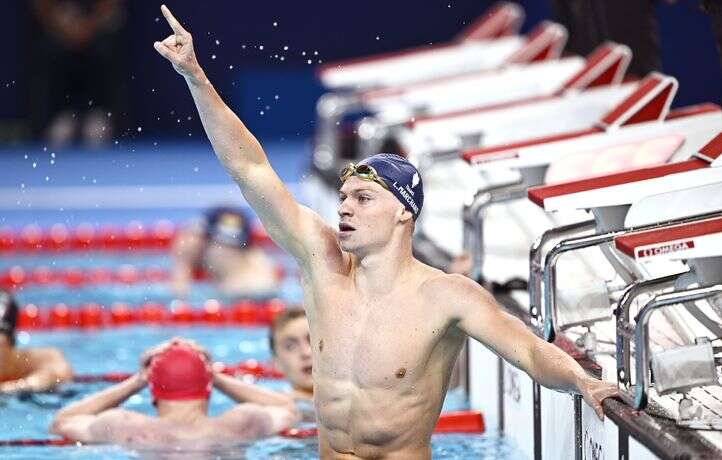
[17,299,287,330]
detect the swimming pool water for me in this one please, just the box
[2,326,527,459]
[5,249,303,306]
[1,243,528,458]
[1,432,525,459]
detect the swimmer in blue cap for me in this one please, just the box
[155,6,618,458]
[0,290,73,394]
[171,206,279,298]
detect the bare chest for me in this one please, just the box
[309,286,454,387]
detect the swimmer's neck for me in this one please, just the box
[350,237,415,295]
[156,399,209,424]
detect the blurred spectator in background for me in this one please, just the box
[0,290,73,394]
[28,0,128,147]
[171,207,280,300]
[551,0,661,76]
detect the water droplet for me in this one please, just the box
[376,35,380,40]
[307,59,312,64]
[137,127,142,132]
[273,21,278,27]
[283,45,289,51]
[259,45,264,50]
[215,39,220,45]
[229,65,234,69]
[155,17,160,22]
[107,112,112,117]
[193,166,199,172]
[32,162,37,168]
[211,54,217,60]
[274,95,279,100]
[313,51,318,56]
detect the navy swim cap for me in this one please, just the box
[0,290,18,345]
[204,207,252,249]
[356,154,424,220]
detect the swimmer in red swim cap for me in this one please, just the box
[0,289,73,394]
[147,343,213,402]
[51,338,299,445]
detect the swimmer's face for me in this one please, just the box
[337,177,406,253]
[272,316,313,392]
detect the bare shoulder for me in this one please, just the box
[90,410,152,441]
[25,347,69,366]
[419,271,496,313]
[217,403,273,437]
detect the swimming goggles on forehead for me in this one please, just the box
[339,163,389,190]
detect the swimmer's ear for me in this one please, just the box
[397,207,413,225]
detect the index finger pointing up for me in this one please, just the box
[161,4,187,35]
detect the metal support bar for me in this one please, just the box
[629,284,722,409]
[615,273,687,403]
[540,210,722,343]
[462,181,527,281]
[528,220,596,328]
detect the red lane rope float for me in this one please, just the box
[0,411,485,447]
[0,264,286,290]
[0,221,275,253]
[18,299,287,330]
[72,360,284,383]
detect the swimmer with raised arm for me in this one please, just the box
[50,338,299,445]
[153,6,619,458]
[0,290,73,394]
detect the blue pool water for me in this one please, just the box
[1,326,526,459]
[0,236,526,458]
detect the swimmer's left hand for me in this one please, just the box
[153,5,203,81]
[578,377,620,420]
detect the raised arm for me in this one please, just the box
[214,371,296,408]
[0,348,73,394]
[214,371,300,435]
[443,275,618,419]
[153,5,330,263]
[50,373,146,443]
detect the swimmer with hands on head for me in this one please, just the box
[50,338,299,445]
[0,290,73,394]
[154,5,619,458]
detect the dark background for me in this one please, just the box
[1,0,720,141]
